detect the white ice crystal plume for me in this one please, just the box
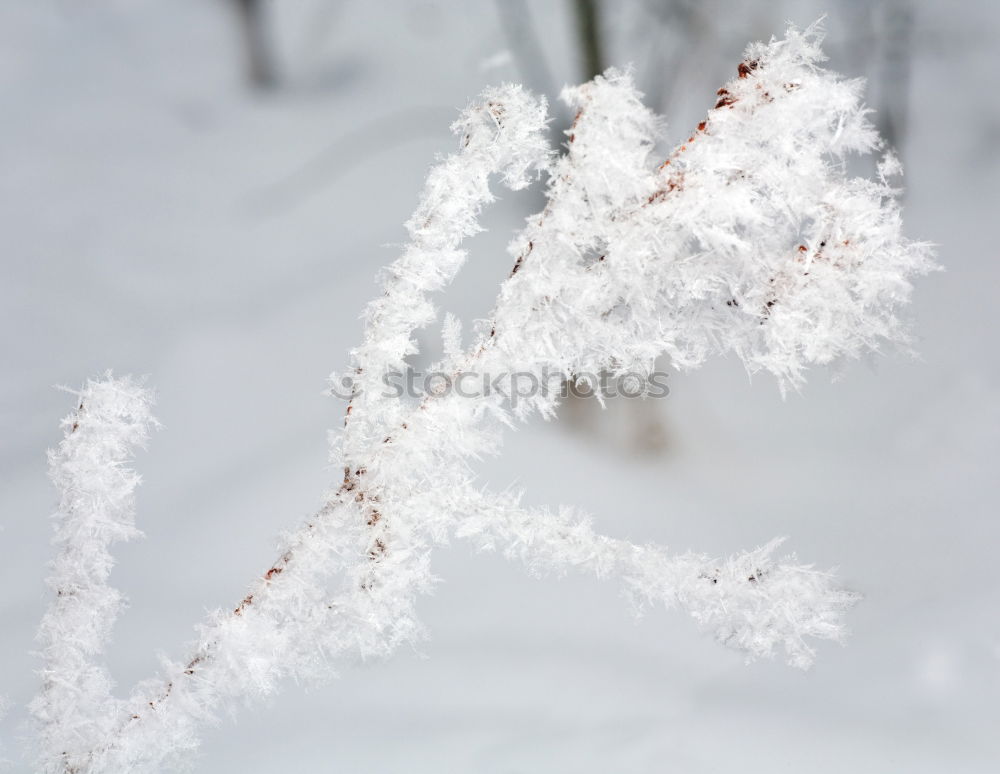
[29,23,932,774]
[486,22,934,397]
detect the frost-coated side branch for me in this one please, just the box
[345,83,549,458]
[30,22,932,774]
[31,376,156,773]
[455,489,857,669]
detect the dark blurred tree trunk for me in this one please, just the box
[843,0,913,165]
[233,0,277,89]
[572,0,605,80]
[495,0,557,98]
[565,0,672,453]
[877,0,914,153]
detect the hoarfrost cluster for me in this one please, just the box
[27,24,931,773]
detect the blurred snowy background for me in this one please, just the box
[2,0,998,771]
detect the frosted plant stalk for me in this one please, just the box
[31,377,157,772]
[29,23,932,773]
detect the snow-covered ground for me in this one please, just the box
[2,1,998,771]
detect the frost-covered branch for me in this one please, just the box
[31,376,157,773]
[29,22,932,773]
[32,83,554,774]
[455,488,856,669]
[344,83,550,457]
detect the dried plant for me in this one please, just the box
[29,24,931,773]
